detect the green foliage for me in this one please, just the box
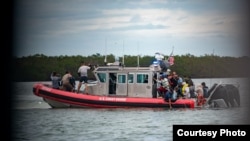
[12,54,250,82]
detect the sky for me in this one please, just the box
[13,0,250,58]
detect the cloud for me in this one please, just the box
[99,8,241,37]
[13,0,249,58]
[15,0,246,40]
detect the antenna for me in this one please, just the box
[122,40,124,65]
[137,41,140,67]
[210,48,215,86]
[169,46,174,57]
[104,38,107,64]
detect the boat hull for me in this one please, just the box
[33,83,195,108]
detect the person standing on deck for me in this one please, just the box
[50,71,61,89]
[152,73,158,98]
[77,61,90,93]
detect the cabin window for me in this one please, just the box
[117,74,126,83]
[97,73,106,82]
[128,73,134,83]
[137,74,149,83]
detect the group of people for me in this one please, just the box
[154,69,209,107]
[50,61,91,94]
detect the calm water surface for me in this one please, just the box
[11,78,250,141]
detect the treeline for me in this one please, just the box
[11,53,249,82]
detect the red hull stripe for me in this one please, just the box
[33,85,194,108]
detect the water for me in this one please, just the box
[11,78,250,141]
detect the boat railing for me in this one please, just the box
[95,66,157,72]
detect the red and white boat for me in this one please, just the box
[33,57,197,109]
[33,53,240,109]
[33,82,195,108]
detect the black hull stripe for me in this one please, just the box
[33,88,191,108]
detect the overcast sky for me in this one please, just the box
[13,0,249,58]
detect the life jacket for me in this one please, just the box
[182,83,189,95]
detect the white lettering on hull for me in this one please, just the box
[99,97,127,102]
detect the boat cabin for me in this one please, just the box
[89,64,161,98]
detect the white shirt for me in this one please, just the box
[78,65,90,76]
